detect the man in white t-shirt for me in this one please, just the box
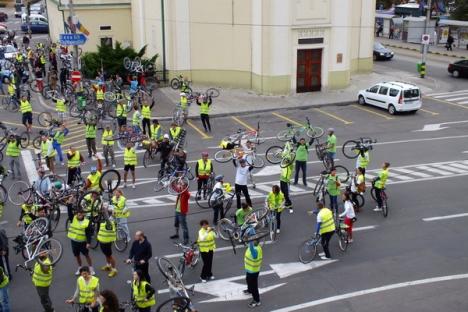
[234,159,253,209]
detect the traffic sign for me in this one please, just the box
[71,71,81,82]
[59,33,87,46]
[421,34,430,45]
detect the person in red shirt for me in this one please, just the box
[170,184,191,245]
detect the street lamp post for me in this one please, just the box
[420,0,432,78]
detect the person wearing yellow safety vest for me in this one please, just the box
[356,149,370,176]
[67,146,84,186]
[141,100,155,137]
[111,189,130,240]
[195,152,214,200]
[315,202,336,260]
[123,142,137,189]
[66,266,100,311]
[16,200,37,229]
[116,101,128,132]
[95,85,105,104]
[20,94,33,133]
[326,167,341,215]
[52,95,67,122]
[150,119,163,141]
[0,266,10,311]
[279,159,294,214]
[179,92,189,120]
[265,185,285,234]
[97,205,118,278]
[243,234,262,308]
[350,167,366,213]
[169,123,182,142]
[32,253,54,312]
[373,162,390,212]
[197,220,217,282]
[68,211,95,276]
[5,135,21,179]
[85,158,103,192]
[41,134,57,174]
[132,105,142,134]
[196,93,212,132]
[101,124,116,168]
[6,79,16,98]
[132,270,156,312]
[52,123,68,166]
[85,121,98,158]
[16,52,23,64]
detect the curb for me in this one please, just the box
[384,43,466,59]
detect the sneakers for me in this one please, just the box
[108,269,118,278]
[318,252,325,257]
[75,268,81,276]
[170,234,179,239]
[348,239,354,243]
[112,164,116,168]
[248,301,261,308]
[320,256,332,260]
[243,289,251,295]
[132,184,136,189]
[90,267,96,275]
[276,229,280,234]
[200,278,207,283]
[209,276,215,280]
[61,162,65,166]
[100,265,111,272]
[373,207,382,212]
[289,209,294,214]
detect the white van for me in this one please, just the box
[21,13,48,24]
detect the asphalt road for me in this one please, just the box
[1,19,468,311]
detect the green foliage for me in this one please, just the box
[81,42,158,78]
[451,0,468,21]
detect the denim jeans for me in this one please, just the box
[175,212,189,243]
[53,141,63,162]
[115,217,130,239]
[327,152,336,167]
[0,285,10,312]
[329,195,338,215]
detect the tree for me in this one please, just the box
[450,0,468,21]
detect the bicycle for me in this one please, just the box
[313,169,350,205]
[276,117,324,142]
[314,138,338,170]
[345,176,365,210]
[265,139,296,168]
[1,94,19,112]
[298,234,321,264]
[154,166,194,195]
[195,174,215,209]
[123,56,143,73]
[207,183,235,215]
[172,103,187,126]
[0,126,30,148]
[0,170,7,206]
[223,122,265,146]
[37,112,62,127]
[174,242,199,278]
[370,182,389,218]
[214,144,265,168]
[335,218,350,252]
[170,75,192,94]
[342,137,377,159]
[114,222,129,252]
[142,140,159,168]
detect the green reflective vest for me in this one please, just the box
[78,276,99,304]
[41,139,56,158]
[85,125,97,139]
[197,228,216,252]
[20,100,32,113]
[112,195,129,218]
[101,130,114,146]
[295,143,309,162]
[244,245,262,273]
[358,151,370,168]
[67,216,90,242]
[56,99,66,112]
[132,281,156,308]
[68,151,81,168]
[21,203,37,225]
[267,191,285,212]
[97,221,116,244]
[170,127,181,140]
[375,168,389,189]
[0,268,9,288]
[200,102,210,114]
[327,135,337,153]
[32,258,53,287]
[96,89,104,100]
[280,164,293,183]
[318,208,335,234]
[180,97,188,109]
[327,175,340,196]
[124,148,137,165]
[141,105,151,119]
[197,159,212,176]
[150,124,162,140]
[87,171,102,191]
[54,130,65,144]
[6,141,20,157]
[116,104,127,118]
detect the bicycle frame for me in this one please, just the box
[20,234,49,266]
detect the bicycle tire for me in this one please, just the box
[337,230,348,252]
[246,154,264,168]
[0,185,7,204]
[170,78,180,90]
[68,104,81,118]
[38,238,63,266]
[217,218,236,241]
[8,99,19,113]
[214,149,233,163]
[382,195,388,217]
[1,97,9,110]
[40,174,66,200]
[269,216,278,242]
[195,186,211,209]
[243,228,270,243]
[206,87,220,98]
[29,80,41,93]
[89,223,99,249]
[280,152,296,168]
[354,193,365,208]
[154,175,169,192]
[8,180,31,205]
[334,165,350,183]
[191,245,200,267]
[77,191,102,216]
[265,146,283,164]
[0,151,3,162]
[143,150,151,168]
[32,136,41,149]
[313,177,324,197]
[370,187,377,201]
[37,112,53,127]
[104,92,116,102]
[276,129,293,142]
[48,206,61,233]
[307,126,324,139]
[156,296,191,312]
[168,176,189,195]
[342,140,360,159]
[123,57,132,70]
[83,109,98,125]
[114,228,128,252]
[157,257,181,281]
[298,238,318,264]
[172,108,185,126]
[106,103,117,119]
[19,131,29,148]
[99,169,121,193]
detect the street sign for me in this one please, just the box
[71,71,81,82]
[59,33,87,46]
[421,34,430,45]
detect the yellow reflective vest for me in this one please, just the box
[78,276,99,304]
[32,258,53,287]
[266,191,285,212]
[101,130,114,146]
[85,125,97,139]
[197,159,212,176]
[116,103,127,118]
[87,171,102,191]
[318,208,335,235]
[244,245,262,273]
[112,195,130,218]
[67,216,90,242]
[200,102,210,114]
[6,141,20,157]
[20,100,32,113]
[96,89,104,100]
[68,151,81,168]
[132,281,156,308]
[97,221,116,244]
[141,105,151,119]
[197,228,216,252]
[56,99,66,113]
[124,148,137,165]
[150,124,162,141]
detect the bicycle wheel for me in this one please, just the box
[265,146,283,164]
[104,92,116,102]
[29,80,41,93]
[25,217,49,236]
[280,152,296,168]
[0,185,7,204]
[8,181,31,205]
[143,150,151,168]
[99,169,121,193]
[106,103,117,118]
[83,109,97,124]
[190,244,200,267]
[354,193,365,208]
[276,129,294,142]
[114,228,128,252]
[298,238,318,264]
[217,218,236,241]
[342,140,360,159]
[382,195,388,217]
[306,126,324,139]
[170,78,180,90]
[37,112,53,127]
[48,205,61,233]
[337,230,348,252]
[195,185,211,209]
[89,223,99,249]
[214,150,233,163]
[206,87,220,98]
[77,191,102,215]
[172,108,184,126]
[41,174,66,199]
[177,258,186,278]
[334,165,350,183]
[154,175,169,192]
[246,155,264,168]
[157,257,181,280]
[1,97,9,110]
[38,238,63,266]
[123,57,132,70]
[7,99,19,113]
[156,296,191,312]
[68,104,81,118]
[19,131,29,148]
[313,177,324,197]
[243,228,270,243]
[269,216,278,242]
[168,176,189,195]
[32,136,41,149]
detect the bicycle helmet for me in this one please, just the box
[53,181,62,189]
[215,175,224,182]
[328,127,335,132]
[90,166,97,173]
[180,92,186,97]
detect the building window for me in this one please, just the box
[100,26,111,30]
[100,37,113,47]
[298,38,324,45]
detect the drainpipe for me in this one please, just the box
[161,0,167,82]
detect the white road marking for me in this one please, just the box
[353,225,377,232]
[459,100,468,105]
[390,168,432,178]
[445,163,468,171]
[422,213,468,222]
[442,165,468,173]
[271,273,468,312]
[415,166,451,176]
[21,150,38,185]
[443,96,468,102]
[427,90,468,97]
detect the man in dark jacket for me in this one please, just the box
[126,231,152,282]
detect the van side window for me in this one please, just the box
[389,88,399,97]
[368,85,380,93]
[378,86,389,95]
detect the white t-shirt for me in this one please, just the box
[351,174,365,193]
[340,200,355,219]
[235,166,250,185]
[213,181,223,191]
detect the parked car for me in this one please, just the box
[448,60,468,78]
[0,12,8,22]
[20,14,49,34]
[358,81,421,115]
[373,42,394,61]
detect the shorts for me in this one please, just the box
[327,152,336,160]
[117,117,127,127]
[22,112,32,125]
[124,164,135,172]
[71,240,89,257]
[99,242,113,257]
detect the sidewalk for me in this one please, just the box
[155,68,445,119]
[377,37,468,59]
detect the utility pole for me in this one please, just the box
[68,0,80,70]
[420,0,432,78]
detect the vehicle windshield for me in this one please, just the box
[404,89,420,98]
[374,42,385,50]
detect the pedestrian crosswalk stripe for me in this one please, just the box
[391,168,432,178]
[459,100,468,105]
[416,165,452,176]
[428,90,468,97]
[445,96,468,102]
[390,175,413,181]
[442,165,468,173]
[255,184,274,192]
[289,185,305,192]
[445,163,468,171]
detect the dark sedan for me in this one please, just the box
[448,60,468,78]
[373,42,394,61]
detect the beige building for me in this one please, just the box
[47,0,375,95]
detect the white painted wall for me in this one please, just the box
[251,0,262,75]
[329,0,350,72]
[269,0,290,76]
